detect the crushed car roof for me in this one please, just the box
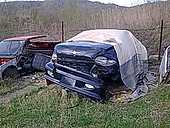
[5,35,46,41]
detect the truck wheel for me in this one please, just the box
[2,67,19,79]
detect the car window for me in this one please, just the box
[0,41,11,55]
[0,40,23,55]
[10,41,22,54]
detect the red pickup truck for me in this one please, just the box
[0,35,60,79]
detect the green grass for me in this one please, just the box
[0,80,20,95]
[0,84,170,128]
[0,80,31,96]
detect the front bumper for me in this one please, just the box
[45,62,104,100]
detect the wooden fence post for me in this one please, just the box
[158,19,164,61]
[61,21,65,42]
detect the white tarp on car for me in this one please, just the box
[160,46,170,83]
[68,29,148,93]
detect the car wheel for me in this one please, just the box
[2,67,20,79]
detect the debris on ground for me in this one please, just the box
[22,72,46,86]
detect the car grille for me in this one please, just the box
[57,54,94,74]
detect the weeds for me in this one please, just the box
[0,84,170,128]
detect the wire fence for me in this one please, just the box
[0,21,170,57]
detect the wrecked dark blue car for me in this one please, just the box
[45,41,121,100]
[46,41,120,99]
[45,29,148,101]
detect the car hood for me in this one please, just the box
[54,41,113,59]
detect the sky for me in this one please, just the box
[90,0,145,6]
[0,0,167,7]
[90,0,167,6]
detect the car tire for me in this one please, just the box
[2,67,19,80]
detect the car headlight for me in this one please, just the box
[47,70,54,77]
[95,56,117,66]
[52,53,57,62]
[85,84,95,90]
